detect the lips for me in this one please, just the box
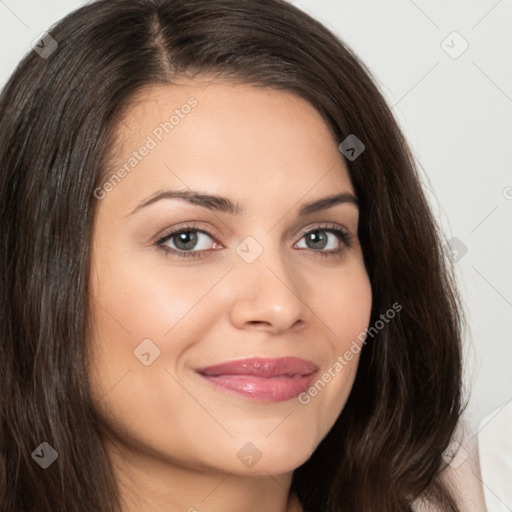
[196,357,319,402]
[196,356,319,378]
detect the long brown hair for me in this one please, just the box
[0,0,467,510]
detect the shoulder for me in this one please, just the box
[412,417,488,512]
[477,400,512,511]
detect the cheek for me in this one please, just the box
[305,262,372,421]
[86,243,225,411]
[89,243,228,349]
[323,260,373,348]
[86,249,216,456]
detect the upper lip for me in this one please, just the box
[196,356,319,378]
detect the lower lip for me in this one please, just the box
[198,373,317,402]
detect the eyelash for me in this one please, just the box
[154,222,354,260]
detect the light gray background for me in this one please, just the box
[1,0,511,437]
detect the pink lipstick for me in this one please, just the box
[196,356,318,402]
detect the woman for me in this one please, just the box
[0,0,486,511]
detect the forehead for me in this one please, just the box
[101,79,354,213]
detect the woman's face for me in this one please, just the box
[88,79,372,479]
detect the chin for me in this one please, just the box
[231,439,317,476]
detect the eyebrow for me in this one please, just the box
[128,189,359,216]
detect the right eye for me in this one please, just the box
[155,224,221,259]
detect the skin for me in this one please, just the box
[88,78,373,512]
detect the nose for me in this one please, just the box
[227,240,308,333]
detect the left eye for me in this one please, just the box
[296,229,346,251]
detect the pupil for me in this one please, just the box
[308,231,327,249]
[175,231,197,250]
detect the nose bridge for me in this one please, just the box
[235,232,297,289]
[228,231,306,329]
